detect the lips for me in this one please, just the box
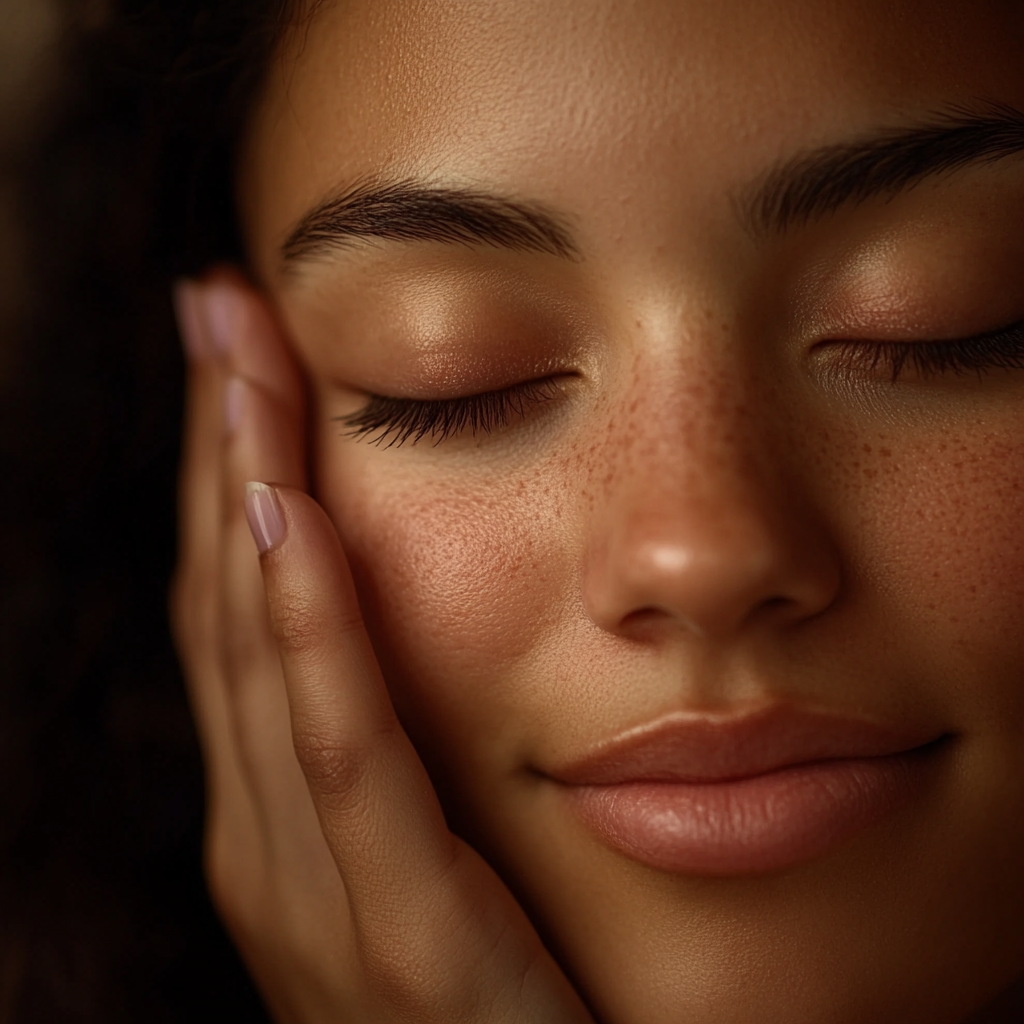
[546,706,947,876]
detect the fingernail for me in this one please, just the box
[224,376,245,436]
[245,482,286,554]
[201,283,243,357]
[173,280,210,360]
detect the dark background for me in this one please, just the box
[0,1,267,1019]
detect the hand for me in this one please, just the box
[171,269,593,1024]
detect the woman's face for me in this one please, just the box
[241,1,1024,1020]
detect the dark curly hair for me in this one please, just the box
[0,1,302,1019]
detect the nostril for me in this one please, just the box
[620,606,666,629]
[583,498,842,642]
[620,604,707,638]
[749,594,803,627]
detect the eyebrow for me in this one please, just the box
[281,177,579,265]
[282,103,1024,265]
[746,101,1024,234]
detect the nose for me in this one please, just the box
[582,454,840,643]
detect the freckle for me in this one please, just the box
[864,468,877,479]
[880,448,892,457]
[863,444,872,453]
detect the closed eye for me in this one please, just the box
[336,376,565,448]
[827,319,1024,382]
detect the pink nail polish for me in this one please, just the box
[224,377,245,436]
[173,280,211,360]
[245,482,286,554]
[201,284,243,357]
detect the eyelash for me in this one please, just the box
[339,321,1024,449]
[338,377,564,448]
[833,320,1024,382]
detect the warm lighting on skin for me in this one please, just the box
[204,0,1024,1019]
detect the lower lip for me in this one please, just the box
[564,753,931,876]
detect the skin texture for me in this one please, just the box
[174,1,1024,1022]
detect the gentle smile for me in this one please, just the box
[547,706,950,876]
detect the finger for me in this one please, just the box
[249,484,455,896]
[200,271,306,748]
[183,279,360,1021]
[171,279,235,757]
[173,279,269,921]
[200,274,312,805]
[248,485,592,1022]
[202,265,304,417]
[222,377,317,818]
[204,280,354,942]
[200,282,364,1015]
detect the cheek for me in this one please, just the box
[845,427,1024,716]
[315,446,578,744]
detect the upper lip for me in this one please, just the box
[545,705,947,785]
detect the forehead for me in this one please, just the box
[242,0,1024,269]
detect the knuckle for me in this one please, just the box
[289,728,382,805]
[364,953,488,1024]
[270,602,324,660]
[364,951,453,1023]
[267,573,366,661]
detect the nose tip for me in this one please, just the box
[584,507,839,642]
[622,542,719,637]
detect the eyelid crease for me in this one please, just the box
[337,318,1024,449]
[827,318,1024,382]
[335,375,566,448]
